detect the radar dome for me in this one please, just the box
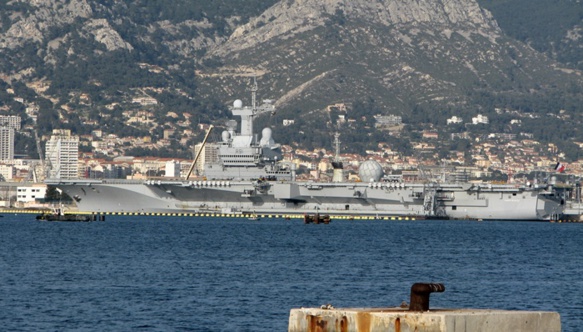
[262,127,272,139]
[233,99,243,108]
[358,160,383,182]
[226,119,237,129]
[221,130,231,143]
[260,127,274,146]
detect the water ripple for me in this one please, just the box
[0,216,581,331]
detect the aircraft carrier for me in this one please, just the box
[46,84,565,221]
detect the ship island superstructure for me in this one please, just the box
[46,84,565,221]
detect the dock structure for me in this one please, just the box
[288,307,560,332]
[4,208,583,222]
[288,283,561,332]
[0,209,420,220]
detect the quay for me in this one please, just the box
[2,208,583,222]
[0,209,420,220]
[288,307,561,332]
[288,283,561,332]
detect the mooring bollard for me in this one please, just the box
[409,283,445,311]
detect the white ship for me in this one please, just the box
[46,84,565,220]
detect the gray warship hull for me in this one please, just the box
[47,179,563,220]
[44,83,565,221]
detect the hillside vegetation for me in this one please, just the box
[0,0,581,161]
[478,0,583,69]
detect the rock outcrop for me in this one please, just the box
[210,0,501,56]
[84,19,133,52]
[0,0,93,48]
[192,0,583,118]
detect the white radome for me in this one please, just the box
[221,130,231,142]
[233,99,243,108]
[359,160,384,182]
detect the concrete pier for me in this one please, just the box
[289,283,560,332]
[288,307,561,332]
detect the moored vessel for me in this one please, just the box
[36,211,91,222]
[46,83,565,221]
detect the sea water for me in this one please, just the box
[0,215,582,331]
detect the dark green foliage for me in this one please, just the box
[14,132,37,158]
[37,109,59,134]
[202,57,224,69]
[124,146,191,158]
[47,49,166,97]
[482,170,508,182]
[559,141,582,161]
[120,0,278,33]
[44,186,62,202]
[323,11,347,42]
[478,0,583,69]
[0,1,33,14]
[351,98,380,128]
[0,10,11,33]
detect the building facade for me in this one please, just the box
[45,129,79,179]
[0,115,21,130]
[16,185,47,203]
[193,143,219,175]
[0,127,15,160]
[0,164,15,180]
[165,160,181,177]
[374,115,402,127]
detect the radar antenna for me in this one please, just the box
[251,75,258,110]
[231,76,275,137]
[331,132,344,182]
[334,132,341,163]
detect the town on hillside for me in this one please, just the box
[0,97,581,209]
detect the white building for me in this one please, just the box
[165,160,181,177]
[193,142,219,175]
[46,129,79,179]
[16,185,47,203]
[472,114,489,125]
[0,127,15,160]
[0,164,15,180]
[374,115,402,127]
[131,97,158,106]
[0,115,21,130]
[447,116,463,124]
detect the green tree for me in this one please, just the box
[44,186,62,202]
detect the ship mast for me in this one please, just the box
[332,132,344,182]
[231,76,274,138]
[251,75,257,111]
[334,132,341,163]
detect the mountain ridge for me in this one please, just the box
[210,0,501,56]
[0,0,582,160]
[197,0,579,116]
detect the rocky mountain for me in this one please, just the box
[0,0,582,158]
[200,0,579,112]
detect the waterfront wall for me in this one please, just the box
[288,307,561,332]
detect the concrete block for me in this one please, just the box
[288,307,561,332]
